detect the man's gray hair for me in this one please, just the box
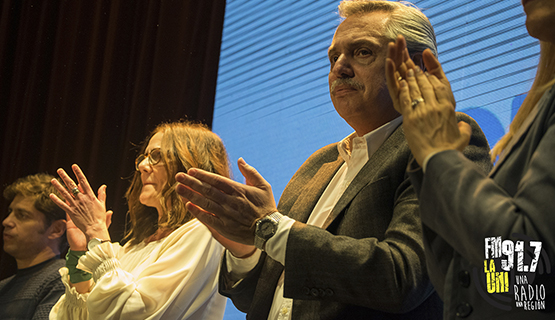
[338,0,438,58]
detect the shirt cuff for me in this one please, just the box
[58,267,89,309]
[77,242,121,282]
[225,214,295,276]
[264,215,295,265]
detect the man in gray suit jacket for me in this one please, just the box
[176,1,490,319]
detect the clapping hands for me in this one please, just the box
[50,164,111,250]
[385,35,471,166]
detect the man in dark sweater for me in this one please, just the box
[0,174,67,319]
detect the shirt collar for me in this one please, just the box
[338,116,403,163]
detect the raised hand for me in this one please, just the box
[175,158,277,251]
[386,34,456,111]
[65,213,88,251]
[386,34,414,83]
[50,164,111,242]
[202,222,257,259]
[385,36,471,166]
[65,211,113,251]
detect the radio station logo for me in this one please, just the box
[479,234,550,311]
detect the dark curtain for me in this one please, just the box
[0,0,226,279]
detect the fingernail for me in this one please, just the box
[415,66,421,73]
[425,71,430,76]
[400,80,407,87]
[407,69,414,77]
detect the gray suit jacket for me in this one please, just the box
[409,85,555,318]
[221,113,489,319]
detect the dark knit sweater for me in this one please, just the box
[0,257,65,320]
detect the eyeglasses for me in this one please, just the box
[135,148,163,171]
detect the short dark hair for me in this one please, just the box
[4,173,67,250]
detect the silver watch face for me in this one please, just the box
[256,218,277,240]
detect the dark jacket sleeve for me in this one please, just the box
[412,105,555,268]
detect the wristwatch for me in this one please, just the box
[87,238,110,251]
[254,212,283,251]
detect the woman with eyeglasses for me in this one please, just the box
[48,121,228,320]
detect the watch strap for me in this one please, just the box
[254,212,283,250]
[87,238,110,251]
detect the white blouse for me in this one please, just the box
[50,219,226,320]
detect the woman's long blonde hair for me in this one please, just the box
[491,41,555,161]
[124,121,231,245]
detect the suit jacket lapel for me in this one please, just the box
[323,125,403,228]
[287,155,344,223]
